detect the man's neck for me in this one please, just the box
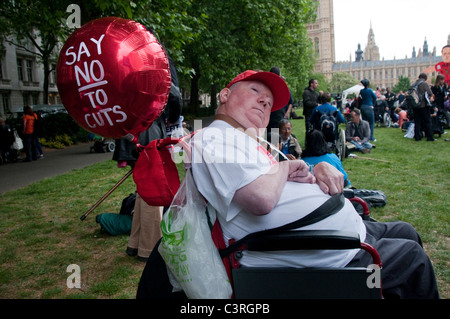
[214,113,260,140]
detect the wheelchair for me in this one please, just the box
[135,136,382,300]
[309,112,346,161]
[211,191,381,299]
[89,136,115,153]
[137,192,382,299]
[315,125,346,162]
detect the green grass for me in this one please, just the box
[0,117,448,299]
[292,117,449,298]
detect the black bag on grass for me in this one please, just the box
[352,189,387,207]
[120,192,136,216]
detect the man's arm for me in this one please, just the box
[233,161,343,216]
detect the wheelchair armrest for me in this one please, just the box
[343,188,355,198]
[245,230,361,252]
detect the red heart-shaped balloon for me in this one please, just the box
[57,17,171,141]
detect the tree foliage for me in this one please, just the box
[171,0,318,110]
[392,75,411,93]
[0,0,146,104]
[1,0,318,113]
[329,72,358,93]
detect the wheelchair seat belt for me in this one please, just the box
[219,192,345,258]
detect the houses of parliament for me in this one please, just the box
[307,0,449,89]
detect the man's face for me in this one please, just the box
[279,122,292,140]
[220,81,274,131]
[311,80,318,91]
[350,111,360,124]
[442,47,450,63]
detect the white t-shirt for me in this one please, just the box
[191,120,366,268]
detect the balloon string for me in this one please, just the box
[136,143,145,153]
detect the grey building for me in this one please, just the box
[0,36,61,118]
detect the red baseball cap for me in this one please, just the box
[226,70,290,112]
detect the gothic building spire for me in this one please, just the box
[364,23,380,61]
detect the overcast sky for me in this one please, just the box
[333,0,450,62]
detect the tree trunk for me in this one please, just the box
[210,83,218,112]
[189,66,200,114]
[42,56,49,105]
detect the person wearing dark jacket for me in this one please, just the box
[412,73,435,141]
[302,79,319,133]
[266,67,293,140]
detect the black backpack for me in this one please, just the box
[405,80,424,109]
[318,111,337,142]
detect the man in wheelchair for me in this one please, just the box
[139,70,439,299]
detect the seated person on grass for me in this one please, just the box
[301,129,351,188]
[345,109,374,154]
[191,70,439,299]
[277,119,302,161]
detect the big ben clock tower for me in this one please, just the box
[364,22,380,61]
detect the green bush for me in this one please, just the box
[38,114,90,147]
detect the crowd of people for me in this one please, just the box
[0,106,44,165]
[264,69,449,180]
[340,74,449,142]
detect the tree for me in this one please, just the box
[179,0,317,113]
[393,75,411,93]
[1,0,72,104]
[0,0,145,105]
[329,72,358,94]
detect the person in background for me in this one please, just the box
[431,74,449,127]
[309,91,346,143]
[0,117,15,164]
[266,67,293,141]
[345,109,373,154]
[278,119,302,161]
[22,106,38,162]
[33,110,44,159]
[302,78,319,133]
[384,87,398,124]
[114,33,183,261]
[412,73,435,141]
[395,107,409,129]
[359,79,377,142]
[302,129,350,187]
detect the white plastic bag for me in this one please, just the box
[404,123,415,139]
[158,169,232,299]
[12,129,23,150]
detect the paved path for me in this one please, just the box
[0,143,112,194]
[0,116,214,194]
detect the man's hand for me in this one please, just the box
[286,160,316,184]
[313,162,344,195]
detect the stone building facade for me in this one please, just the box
[307,0,448,90]
[306,0,335,79]
[0,36,61,118]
